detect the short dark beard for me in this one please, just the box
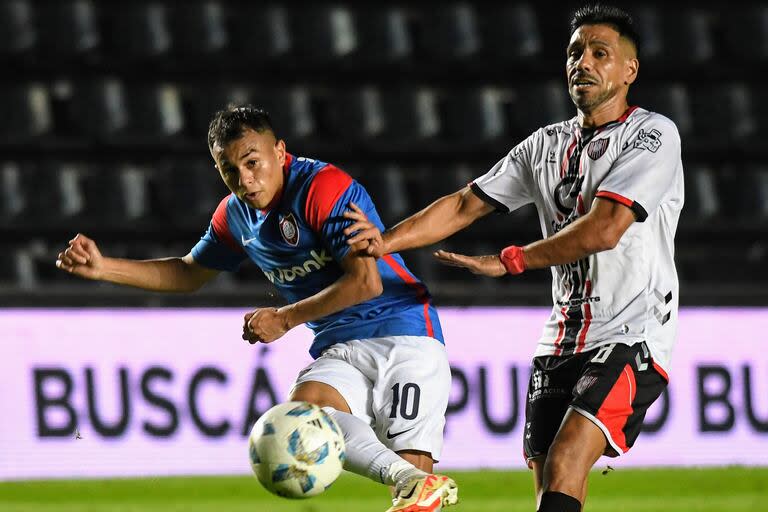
[570,85,618,114]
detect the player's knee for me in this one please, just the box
[289,381,351,412]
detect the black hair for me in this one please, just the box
[570,4,640,56]
[207,104,278,152]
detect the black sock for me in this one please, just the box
[537,491,581,512]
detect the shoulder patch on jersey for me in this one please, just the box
[587,138,610,160]
[626,128,663,153]
[211,194,244,253]
[305,164,354,232]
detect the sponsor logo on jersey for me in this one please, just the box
[279,212,300,246]
[631,128,663,153]
[263,250,333,284]
[587,138,610,160]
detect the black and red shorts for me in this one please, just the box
[523,342,667,462]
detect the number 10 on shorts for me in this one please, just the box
[389,383,421,420]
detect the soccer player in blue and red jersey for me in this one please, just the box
[56,106,457,512]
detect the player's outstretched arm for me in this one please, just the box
[344,186,494,258]
[56,233,219,292]
[243,240,382,344]
[434,198,636,277]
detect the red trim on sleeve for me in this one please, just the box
[652,361,670,382]
[381,255,435,338]
[211,195,244,253]
[595,190,634,208]
[596,364,637,453]
[305,164,354,232]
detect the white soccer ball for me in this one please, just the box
[248,401,346,499]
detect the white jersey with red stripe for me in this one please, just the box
[471,107,683,375]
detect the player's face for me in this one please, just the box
[212,129,287,209]
[566,24,638,113]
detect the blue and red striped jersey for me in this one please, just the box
[191,153,443,358]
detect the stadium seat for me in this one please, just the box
[0,0,36,56]
[102,3,171,58]
[716,165,768,222]
[358,164,411,228]
[67,80,184,141]
[506,81,572,137]
[77,166,135,223]
[633,7,714,69]
[689,84,754,150]
[0,83,53,142]
[146,159,227,228]
[440,87,509,146]
[168,1,228,57]
[478,4,543,61]
[352,6,412,62]
[36,0,99,59]
[723,5,768,62]
[412,3,480,60]
[289,6,358,60]
[680,165,719,225]
[378,87,442,145]
[229,4,291,60]
[629,83,693,139]
[0,162,25,222]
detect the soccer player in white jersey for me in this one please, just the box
[343,4,683,512]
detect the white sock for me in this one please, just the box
[322,407,427,488]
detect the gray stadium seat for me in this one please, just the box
[36,0,99,58]
[506,81,572,137]
[440,87,509,146]
[689,84,754,149]
[103,3,171,58]
[169,1,228,56]
[229,4,291,60]
[0,0,36,56]
[146,159,227,228]
[633,7,713,68]
[289,6,358,60]
[353,6,412,62]
[413,3,480,60]
[0,83,53,141]
[68,80,184,141]
[629,84,693,139]
[478,4,543,61]
[723,6,768,62]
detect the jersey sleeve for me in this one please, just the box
[596,116,681,222]
[190,195,248,271]
[470,132,537,213]
[305,165,382,262]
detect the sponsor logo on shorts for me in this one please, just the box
[575,374,599,395]
[386,427,415,440]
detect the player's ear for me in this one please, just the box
[274,138,286,165]
[624,57,638,86]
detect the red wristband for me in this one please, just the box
[500,245,526,275]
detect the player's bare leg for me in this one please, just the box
[531,454,589,510]
[537,409,606,511]
[291,381,457,511]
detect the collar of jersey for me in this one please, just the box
[258,153,293,215]
[574,105,639,137]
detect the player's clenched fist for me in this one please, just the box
[243,307,292,344]
[55,233,104,280]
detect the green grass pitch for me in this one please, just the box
[1,467,766,511]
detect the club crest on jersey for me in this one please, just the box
[279,213,300,246]
[587,138,609,160]
[633,128,663,153]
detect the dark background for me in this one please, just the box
[1,0,766,307]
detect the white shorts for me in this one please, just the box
[291,335,450,461]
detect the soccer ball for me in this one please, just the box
[248,401,346,499]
